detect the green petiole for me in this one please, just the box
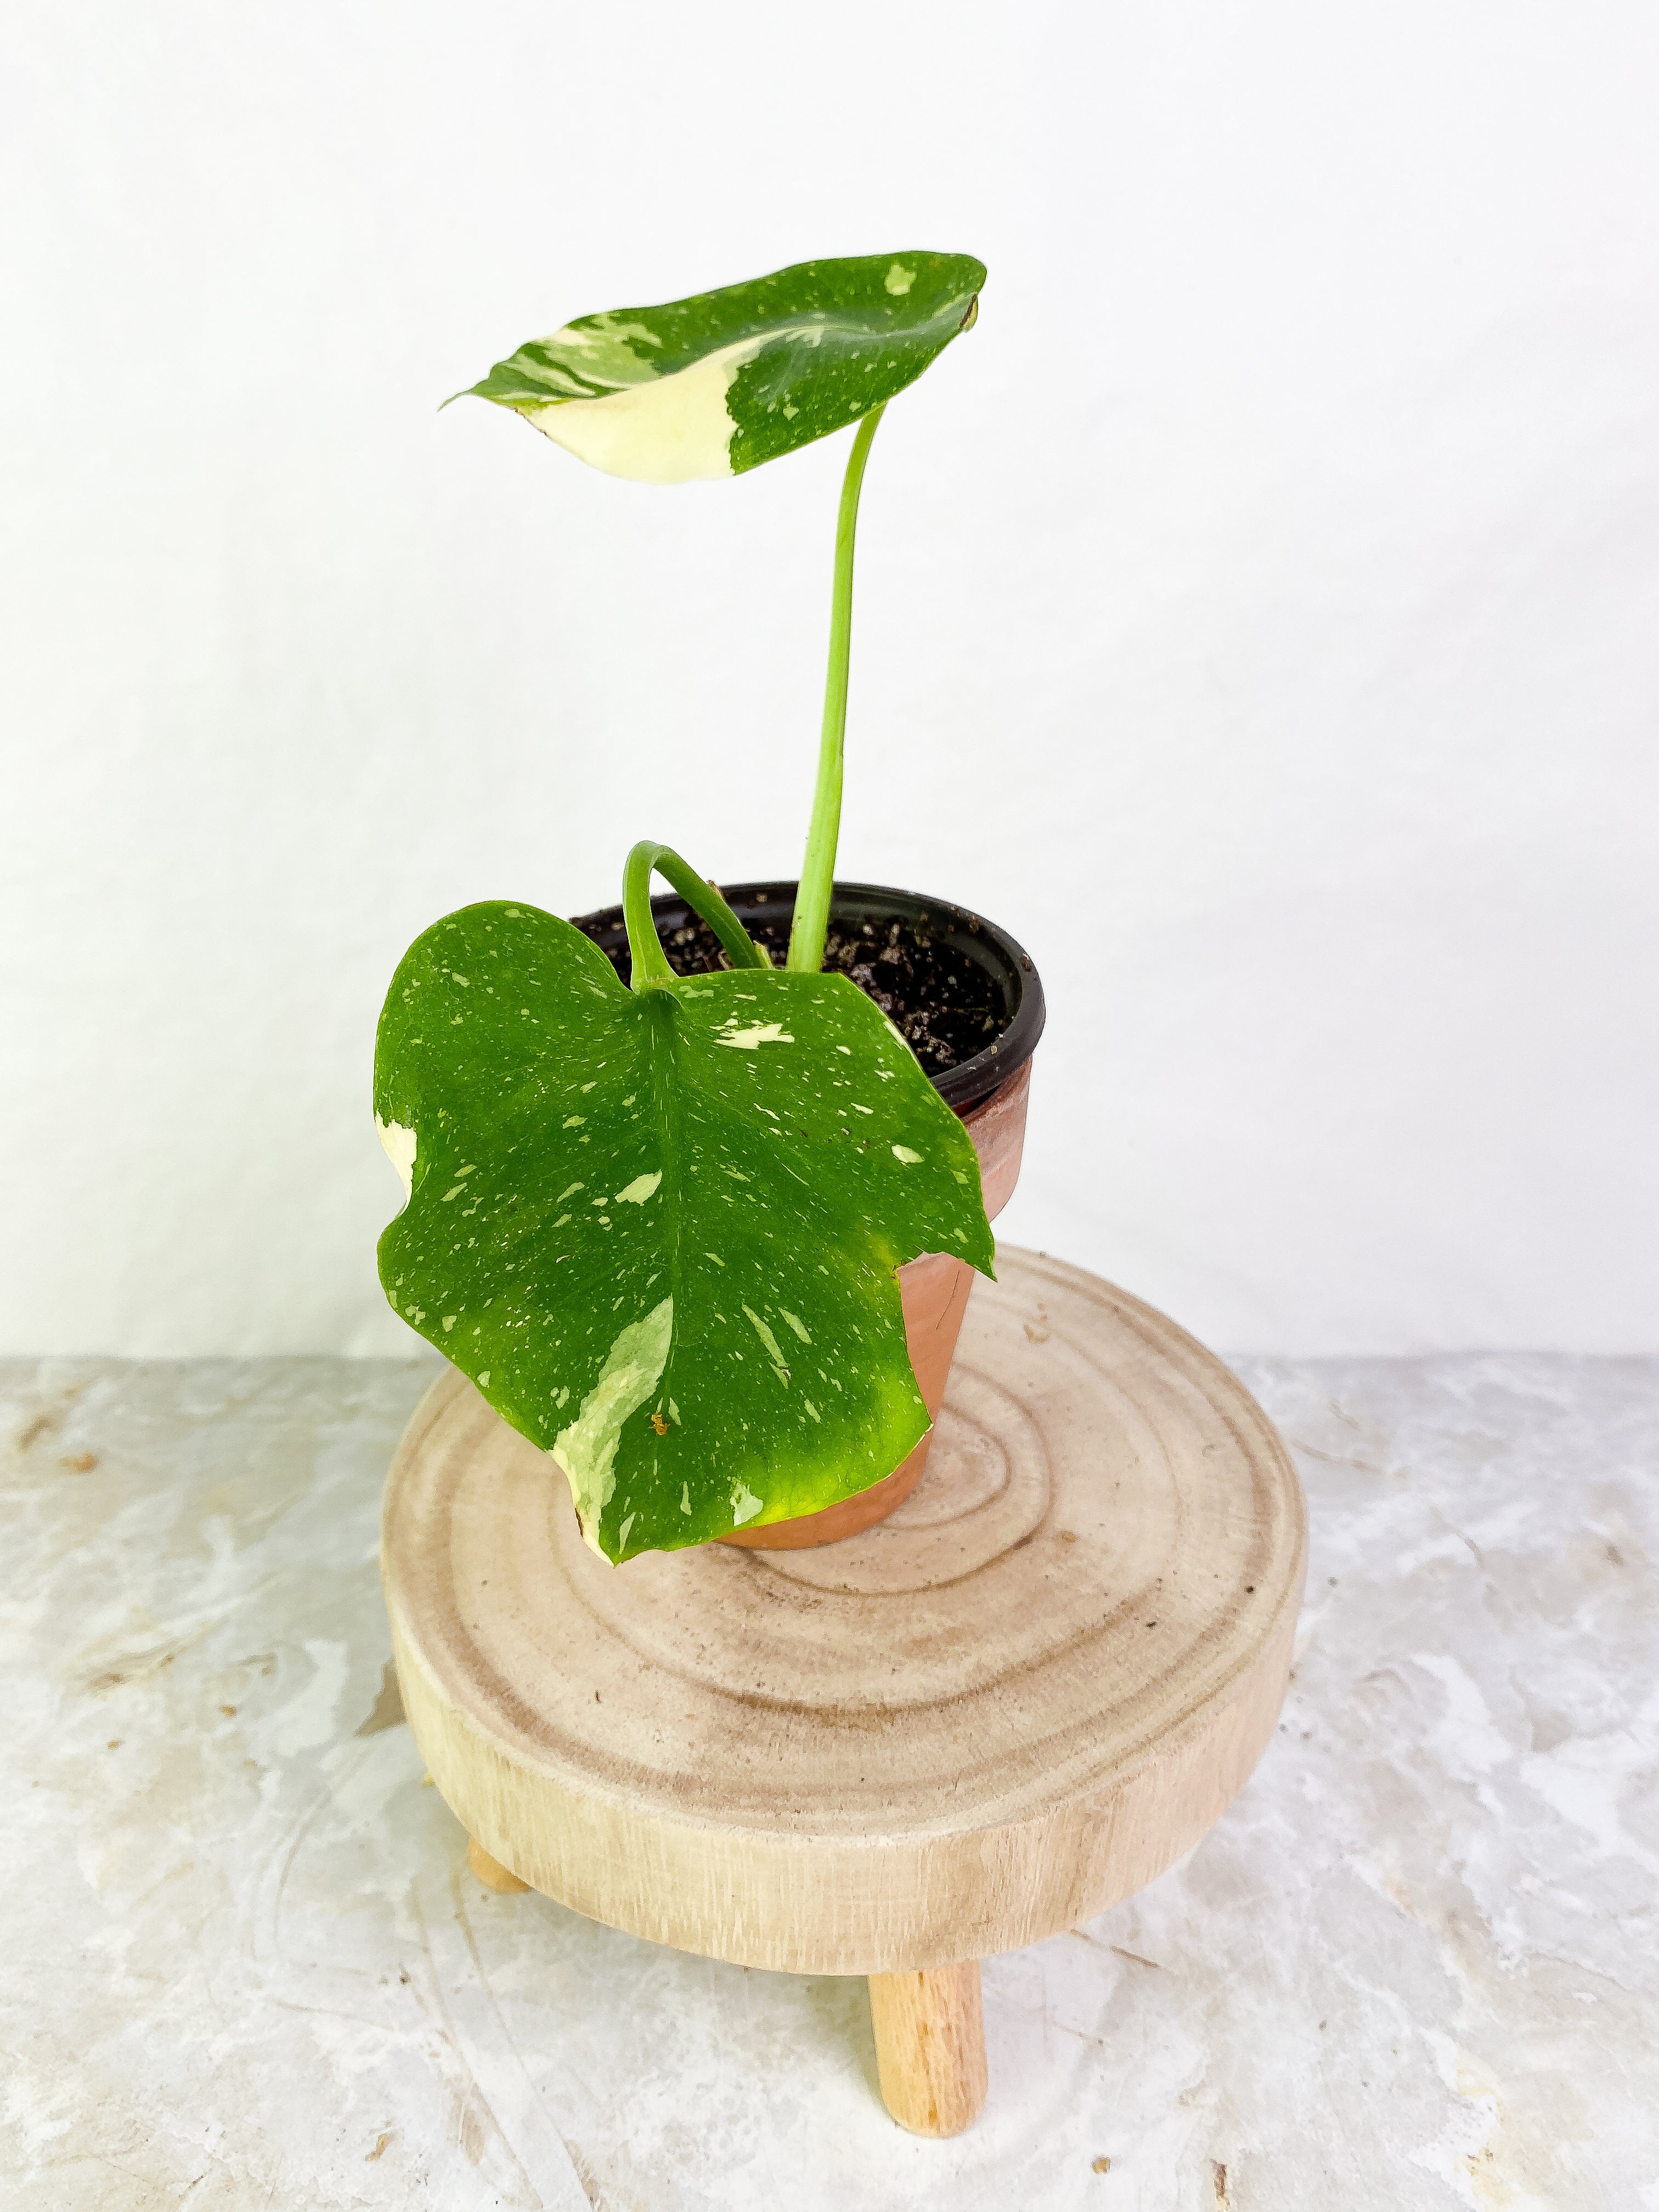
[787,402,886,975]
[622,840,770,991]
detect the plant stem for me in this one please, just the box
[622,840,770,991]
[787,402,886,973]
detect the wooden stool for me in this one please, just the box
[382,1248,1306,2135]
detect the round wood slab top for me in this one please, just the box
[382,1248,1307,1975]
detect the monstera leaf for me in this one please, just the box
[374,901,994,1562]
[456,250,984,483]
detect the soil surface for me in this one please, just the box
[573,900,1010,1081]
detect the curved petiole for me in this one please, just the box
[622,841,770,991]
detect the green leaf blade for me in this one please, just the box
[374,904,994,1562]
[459,252,985,483]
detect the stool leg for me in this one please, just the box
[867,1962,988,2135]
[467,1835,529,1893]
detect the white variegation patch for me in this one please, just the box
[523,335,770,484]
[375,1116,417,1202]
[614,1171,662,1205]
[716,1022,795,1050]
[551,1298,673,1556]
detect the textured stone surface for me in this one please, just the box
[3,1348,1655,2210]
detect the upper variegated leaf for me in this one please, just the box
[458,252,985,483]
[374,902,995,1562]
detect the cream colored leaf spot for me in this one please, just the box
[376,1117,417,1201]
[885,263,915,295]
[743,1304,791,1379]
[716,1022,795,1051]
[520,333,772,484]
[730,1481,764,1527]
[614,1171,662,1205]
[893,1145,923,1164]
[550,1299,673,1558]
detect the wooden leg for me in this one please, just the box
[867,1962,988,2136]
[467,1835,529,1893]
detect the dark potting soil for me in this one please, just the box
[574,900,1010,1081]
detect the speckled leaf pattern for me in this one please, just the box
[374,904,995,1562]
[458,252,985,482]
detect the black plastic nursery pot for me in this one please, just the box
[570,879,1045,1114]
[570,879,1047,1549]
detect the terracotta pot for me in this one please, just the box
[723,1058,1033,1548]
[572,879,1047,1551]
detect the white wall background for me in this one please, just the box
[3,0,1656,1358]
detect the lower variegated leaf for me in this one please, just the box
[374,902,994,1562]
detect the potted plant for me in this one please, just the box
[374,251,1043,1564]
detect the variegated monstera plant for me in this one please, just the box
[375,252,992,1563]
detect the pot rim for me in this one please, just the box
[569,877,1045,1113]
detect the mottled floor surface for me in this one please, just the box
[2,1350,1655,2211]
